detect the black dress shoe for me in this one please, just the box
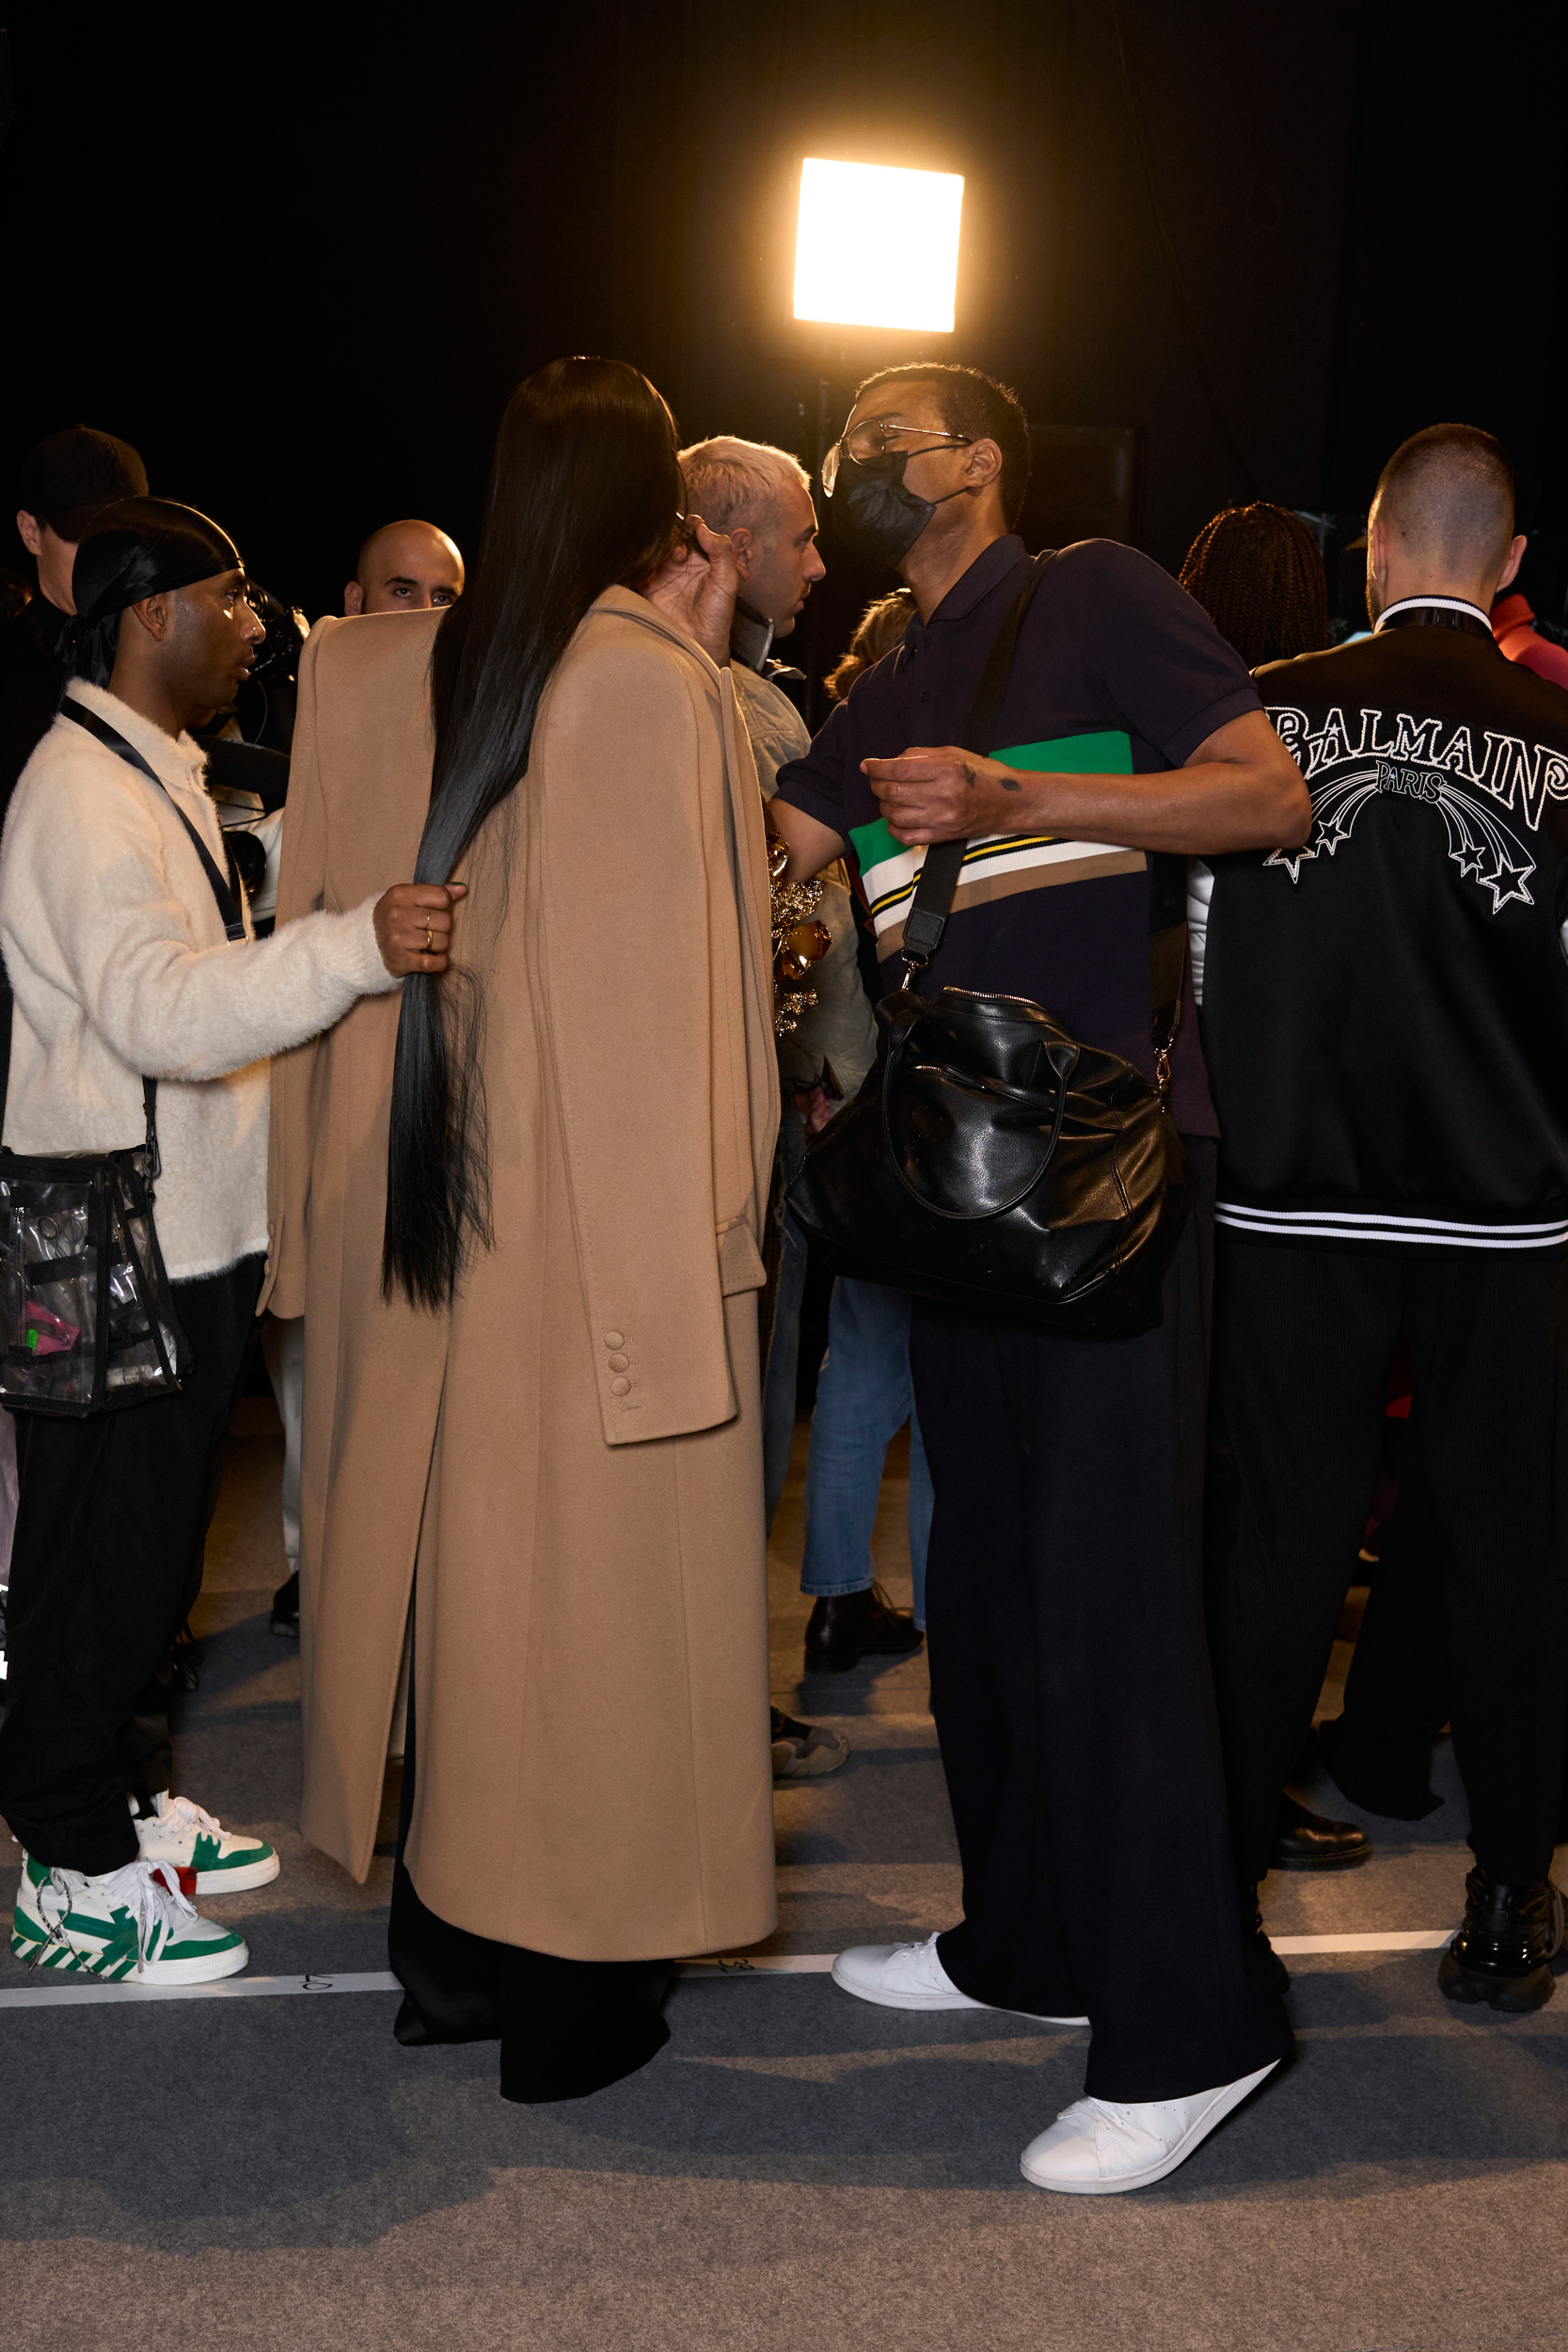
[804,1582,924,1672]
[1269,1792,1373,1871]
[271,1571,300,1639]
[1438,1869,1566,2012]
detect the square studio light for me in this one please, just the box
[792,159,964,333]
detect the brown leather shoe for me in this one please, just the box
[804,1582,924,1672]
[1269,1793,1372,1871]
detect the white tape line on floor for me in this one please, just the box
[1271,1930,1454,1954]
[681,1954,837,1977]
[0,1932,1456,2009]
[0,1969,403,2010]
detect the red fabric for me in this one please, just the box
[1492,593,1568,690]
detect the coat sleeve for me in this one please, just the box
[261,625,339,1317]
[537,639,746,1446]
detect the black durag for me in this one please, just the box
[64,497,242,690]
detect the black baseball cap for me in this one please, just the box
[18,426,149,539]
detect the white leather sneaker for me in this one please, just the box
[134,1791,279,1896]
[1020,2059,1279,2193]
[832,1931,1088,2023]
[10,1854,249,1984]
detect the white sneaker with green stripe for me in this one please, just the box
[10,1854,249,1983]
[133,1791,279,1895]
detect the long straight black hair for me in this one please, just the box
[383,356,684,1309]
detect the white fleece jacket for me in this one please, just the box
[0,679,398,1280]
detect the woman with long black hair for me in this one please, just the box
[266,358,781,2099]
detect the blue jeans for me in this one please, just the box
[800,1277,932,1629]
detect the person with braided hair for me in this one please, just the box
[1179,503,1328,673]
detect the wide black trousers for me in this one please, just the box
[1206,1240,1568,1889]
[909,1147,1291,2103]
[0,1255,264,1874]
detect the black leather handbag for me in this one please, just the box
[788,555,1193,1340]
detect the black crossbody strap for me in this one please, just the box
[900,552,1057,971]
[63,700,247,944]
[60,699,249,1184]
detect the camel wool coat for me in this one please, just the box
[263,588,781,1959]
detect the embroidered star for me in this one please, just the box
[1478,840,1536,914]
[1266,844,1311,884]
[1267,787,1358,882]
[1312,798,1359,857]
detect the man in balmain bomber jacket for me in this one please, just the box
[1197,425,1568,2014]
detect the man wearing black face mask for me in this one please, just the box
[770,362,1310,2194]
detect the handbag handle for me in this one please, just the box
[899,550,1058,978]
[880,1007,1080,1221]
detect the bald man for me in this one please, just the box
[1199,423,1568,2018]
[344,519,464,615]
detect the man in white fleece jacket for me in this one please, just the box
[0,496,460,1986]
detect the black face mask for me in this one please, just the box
[830,451,969,568]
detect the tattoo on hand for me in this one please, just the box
[965,755,1020,794]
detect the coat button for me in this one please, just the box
[608,1353,629,1371]
[610,1376,630,1395]
[605,1330,625,1347]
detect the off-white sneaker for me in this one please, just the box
[133,1791,279,1896]
[832,1931,1088,2024]
[1020,2059,1279,2194]
[10,1854,249,1984]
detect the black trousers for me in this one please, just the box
[1320,1429,1450,1820]
[1206,1241,1568,1889]
[0,1255,264,1874]
[389,1645,673,2103]
[909,1146,1291,2104]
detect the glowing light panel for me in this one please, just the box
[792,159,963,333]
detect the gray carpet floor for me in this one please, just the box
[2,1420,1565,2351]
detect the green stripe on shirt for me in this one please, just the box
[990,729,1132,774]
[848,729,1133,875]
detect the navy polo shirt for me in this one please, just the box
[772,533,1259,1135]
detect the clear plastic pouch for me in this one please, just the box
[0,1148,188,1415]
